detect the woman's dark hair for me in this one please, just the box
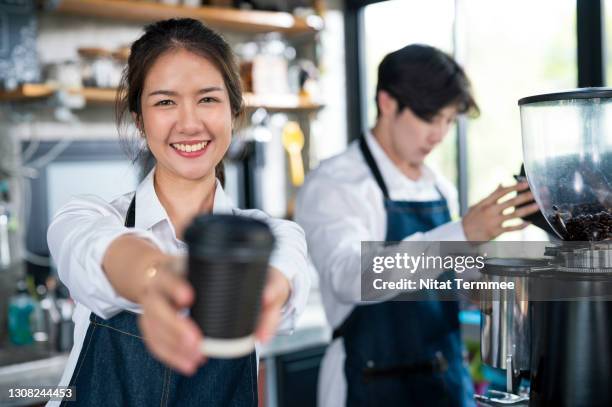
[375,44,479,121]
[116,18,244,185]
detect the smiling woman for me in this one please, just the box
[46,18,310,407]
[116,21,243,185]
[138,49,231,196]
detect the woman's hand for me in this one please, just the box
[462,181,540,241]
[137,256,205,376]
[138,261,290,373]
[255,267,292,343]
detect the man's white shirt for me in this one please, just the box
[295,131,466,407]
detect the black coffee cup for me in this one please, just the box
[184,214,275,358]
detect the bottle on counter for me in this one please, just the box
[0,202,11,269]
[57,297,75,352]
[32,279,61,351]
[8,280,35,346]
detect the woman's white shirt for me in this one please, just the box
[46,167,310,405]
[294,131,465,407]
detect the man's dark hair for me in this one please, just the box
[376,44,479,121]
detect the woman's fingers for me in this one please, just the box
[142,292,200,352]
[255,268,290,343]
[255,281,280,343]
[255,297,282,343]
[139,266,205,375]
[139,312,200,375]
[152,267,194,308]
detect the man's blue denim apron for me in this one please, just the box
[62,197,258,406]
[334,137,474,407]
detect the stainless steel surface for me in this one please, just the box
[264,355,279,407]
[480,259,542,374]
[474,390,529,405]
[556,241,612,272]
[480,280,530,371]
[57,299,75,352]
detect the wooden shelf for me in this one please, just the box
[243,93,323,112]
[0,84,116,103]
[52,0,323,35]
[76,87,117,104]
[0,84,324,112]
[0,84,55,101]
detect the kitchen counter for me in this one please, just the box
[0,353,69,406]
[260,291,331,357]
[0,293,330,406]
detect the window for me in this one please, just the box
[363,0,458,188]
[605,0,612,84]
[359,0,577,238]
[459,0,576,205]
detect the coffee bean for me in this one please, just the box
[549,205,612,241]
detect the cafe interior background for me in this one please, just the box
[0,0,608,406]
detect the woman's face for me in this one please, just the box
[139,48,232,182]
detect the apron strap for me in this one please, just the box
[360,135,447,203]
[433,185,446,202]
[336,138,449,343]
[125,195,136,228]
[332,326,344,341]
[359,136,390,199]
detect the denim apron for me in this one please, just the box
[63,196,258,406]
[333,137,474,407]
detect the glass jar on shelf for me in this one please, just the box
[183,0,203,6]
[44,60,82,89]
[252,33,295,95]
[288,59,320,101]
[78,48,121,88]
[235,41,259,93]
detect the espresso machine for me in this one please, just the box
[479,88,612,407]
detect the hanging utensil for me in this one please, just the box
[281,121,305,187]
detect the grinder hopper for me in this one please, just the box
[519,88,612,241]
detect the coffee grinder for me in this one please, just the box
[479,88,612,406]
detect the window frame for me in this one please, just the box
[345,0,604,214]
